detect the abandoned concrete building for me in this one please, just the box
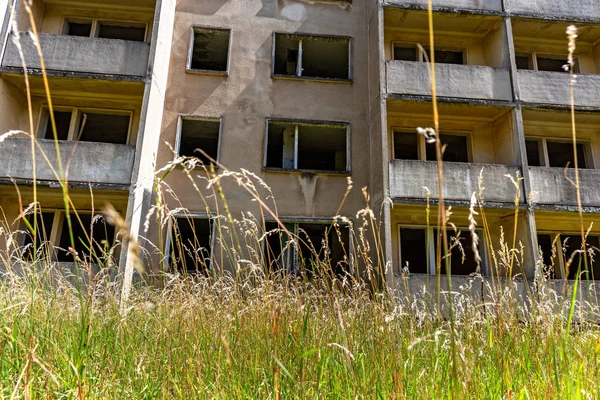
[1,0,600,292]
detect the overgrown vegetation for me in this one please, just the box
[0,1,599,398]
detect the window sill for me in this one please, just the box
[271,74,353,84]
[186,68,229,77]
[263,167,350,176]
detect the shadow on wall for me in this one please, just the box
[176,0,228,15]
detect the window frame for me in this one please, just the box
[263,217,354,274]
[515,51,580,73]
[61,16,149,42]
[164,213,218,273]
[37,106,134,145]
[391,41,468,64]
[398,224,489,276]
[271,32,354,83]
[174,114,223,166]
[524,136,594,169]
[263,118,351,174]
[391,127,473,163]
[186,26,232,76]
[537,231,600,280]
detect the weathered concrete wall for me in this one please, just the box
[518,70,600,108]
[389,160,523,203]
[385,0,503,12]
[387,61,513,101]
[2,34,150,77]
[529,167,600,207]
[0,138,135,185]
[507,0,600,20]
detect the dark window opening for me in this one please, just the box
[266,121,348,172]
[43,110,71,141]
[536,56,567,73]
[516,54,531,70]
[525,139,542,166]
[98,23,146,42]
[393,44,418,61]
[170,217,213,274]
[22,211,55,260]
[426,134,469,162]
[57,214,116,263]
[537,234,555,278]
[78,113,130,144]
[435,229,480,276]
[393,131,419,160]
[179,118,220,165]
[400,228,428,274]
[190,28,230,72]
[297,223,350,277]
[265,222,294,273]
[562,235,600,280]
[274,34,350,80]
[66,21,92,37]
[546,141,587,169]
[424,48,464,65]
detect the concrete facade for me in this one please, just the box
[0,0,600,289]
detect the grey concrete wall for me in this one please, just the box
[386,61,513,101]
[0,138,135,185]
[2,34,150,77]
[506,0,600,20]
[385,0,503,12]
[529,167,600,207]
[518,70,600,108]
[390,160,523,203]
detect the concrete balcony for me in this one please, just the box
[0,139,135,186]
[529,167,600,207]
[390,160,522,203]
[384,0,503,12]
[1,34,150,78]
[517,71,600,108]
[386,61,512,101]
[506,0,600,20]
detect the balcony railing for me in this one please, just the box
[0,138,135,186]
[517,70,600,108]
[384,0,503,12]
[386,61,513,101]
[2,34,150,78]
[390,160,523,203]
[506,0,600,19]
[529,167,600,207]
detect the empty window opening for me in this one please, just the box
[78,112,130,144]
[536,56,567,73]
[65,20,93,37]
[265,222,350,277]
[98,22,146,42]
[426,134,469,162]
[424,48,464,65]
[562,235,600,280]
[189,27,230,72]
[515,54,532,70]
[178,117,220,165]
[266,121,348,173]
[393,131,419,160]
[57,214,116,263]
[22,211,56,260]
[525,139,542,166]
[435,229,480,276]
[516,52,579,73]
[169,217,213,274]
[393,44,418,61]
[43,110,72,141]
[274,34,350,80]
[399,228,428,274]
[547,141,587,169]
[537,234,556,278]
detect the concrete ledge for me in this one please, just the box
[390,160,523,203]
[530,167,600,207]
[0,138,135,186]
[2,34,150,78]
[518,70,600,108]
[386,61,513,101]
[506,0,600,20]
[385,0,503,12]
